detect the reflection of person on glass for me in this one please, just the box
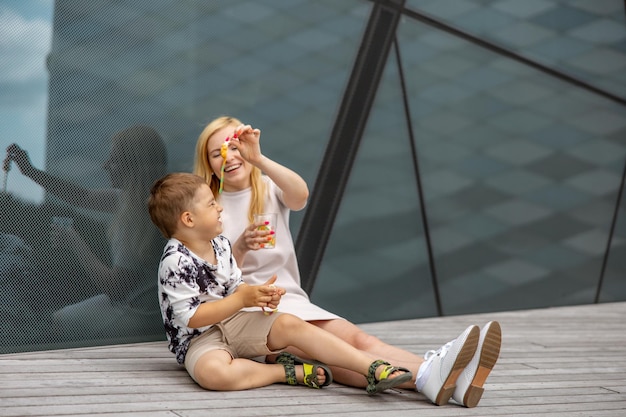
[4,125,167,338]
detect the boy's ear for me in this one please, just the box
[180,211,194,227]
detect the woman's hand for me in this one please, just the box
[227,124,310,212]
[233,221,275,255]
[230,124,262,165]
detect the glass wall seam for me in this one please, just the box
[392,37,443,316]
[595,159,626,303]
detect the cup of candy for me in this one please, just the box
[253,213,276,249]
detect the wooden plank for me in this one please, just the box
[1,302,625,416]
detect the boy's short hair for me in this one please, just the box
[148,172,208,239]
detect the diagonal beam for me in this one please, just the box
[296,0,406,294]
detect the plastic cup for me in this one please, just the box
[254,213,277,249]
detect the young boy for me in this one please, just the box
[147,172,413,393]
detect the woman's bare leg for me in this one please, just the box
[269,319,423,388]
[267,314,410,383]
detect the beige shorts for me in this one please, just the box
[184,310,283,382]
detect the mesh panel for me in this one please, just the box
[0,0,368,353]
[2,0,626,354]
[1,3,171,352]
[1,126,167,353]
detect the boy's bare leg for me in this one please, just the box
[267,314,409,382]
[268,345,375,388]
[193,349,327,390]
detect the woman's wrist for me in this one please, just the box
[248,153,266,168]
[233,238,249,262]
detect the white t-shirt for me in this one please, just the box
[219,177,340,321]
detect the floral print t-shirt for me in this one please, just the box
[157,236,243,364]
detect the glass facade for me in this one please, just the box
[1,0,624,353]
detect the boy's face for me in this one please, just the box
[189,183,223,238]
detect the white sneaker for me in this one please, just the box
[415,325,479,405]
[452,321,502,408]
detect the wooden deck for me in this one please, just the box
[1,302,625,416]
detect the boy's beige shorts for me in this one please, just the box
[184,310,283,382]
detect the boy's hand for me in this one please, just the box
[263,275,285,311]
[237,275,285,310]
[262,275,285,315]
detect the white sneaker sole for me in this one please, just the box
[432,326,479,405]
[460,321,502,408]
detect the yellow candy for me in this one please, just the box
[257,224,276,247]
[218,139,228,193]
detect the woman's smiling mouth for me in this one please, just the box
[224,163,241,173]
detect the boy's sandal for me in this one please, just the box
[365,359,413,395]
[276,352,333,389]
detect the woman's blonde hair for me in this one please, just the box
[193,116,265,223]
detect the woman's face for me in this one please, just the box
[206,125,252,191]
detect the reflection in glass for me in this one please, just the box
[1,125,167,350]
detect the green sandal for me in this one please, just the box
[276,352,333,389]
[365,359,413,395]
